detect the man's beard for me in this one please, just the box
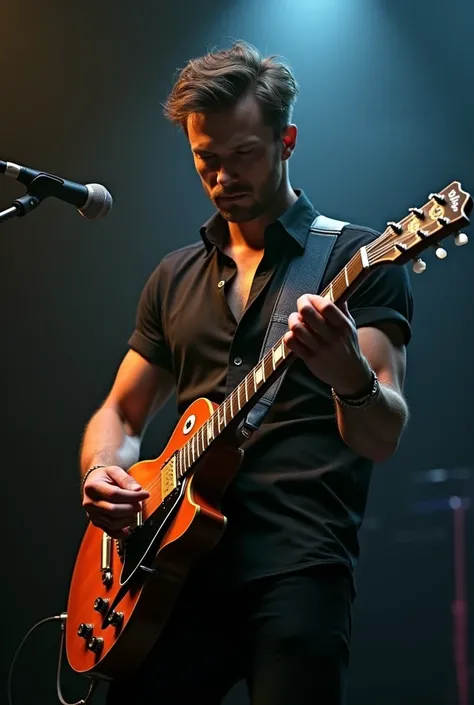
[213,162,283,223]
[216,196,266,223]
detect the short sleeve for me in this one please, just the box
[349,263,413,344]
[324,225,413,345]
[128,262,173,370]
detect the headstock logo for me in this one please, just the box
[448,188,460,213]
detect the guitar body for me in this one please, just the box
[65,398,242,680]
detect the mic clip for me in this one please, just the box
[1,173,64,223]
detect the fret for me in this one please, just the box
[255,361,264,387]
[273,340,284,366]
[195,432,200,459]
[223,400,227,426]
[328,281,334,302]
[207,419,214,445]
[237,384,242,411]
[186,440,190,469]
[264,353,271,380]
[230,391,234,418]
[182,447,187,475]
[245,375,249,402]
[360,246,369,269]
[176,449,181,478]
[331,277,341,302]
[191,436,196,464]
[218,405,224,431]
[344,265,349,287]
[197,429,203,456]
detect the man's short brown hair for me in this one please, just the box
[164,41,299,138]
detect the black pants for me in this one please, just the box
[106,565,352,705]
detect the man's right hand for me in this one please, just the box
[82,466,150,539]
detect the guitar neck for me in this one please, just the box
[220,245,370,425]
[174,245,370,480]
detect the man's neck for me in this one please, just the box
[227,185,298,251]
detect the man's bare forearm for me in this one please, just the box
[335,384,408,463]
[80,406,141,478]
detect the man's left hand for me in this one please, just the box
[283,294,372,396]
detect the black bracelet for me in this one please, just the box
[332,369,380,409]
[80,464,106,501]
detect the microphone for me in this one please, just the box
[0,159,113,220]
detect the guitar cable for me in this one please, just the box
[7,612,98,705]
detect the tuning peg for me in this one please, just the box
[435,245,448,259]
[412,258,427,274]
[454,232,468,246]
[429,192,446,205]
[408,207,424,219]
[438,216,451,226]
[387,221,403,234]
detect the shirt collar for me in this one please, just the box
[199,189,318,252]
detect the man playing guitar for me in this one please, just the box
[80,41,412,705]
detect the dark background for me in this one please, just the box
[1,1,473,704]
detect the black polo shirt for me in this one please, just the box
[128,190,413,590]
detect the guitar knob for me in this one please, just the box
[412,258,427,274]
[77,623,93,639]
[435,245,447,259]
[107,610,124,628]
[454,232,468,246]
[87,637,104,654]
[93,597,110,614]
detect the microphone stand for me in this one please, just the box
[0,173,70,224]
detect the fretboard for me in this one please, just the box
[174,246,368,480]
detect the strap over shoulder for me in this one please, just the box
[243,213,348,434]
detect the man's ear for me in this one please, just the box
[281,124,297,160]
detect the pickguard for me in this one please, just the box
[120,480,186,586]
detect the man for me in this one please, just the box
[81,41,412,704]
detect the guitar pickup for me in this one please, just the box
[161,456,177,499]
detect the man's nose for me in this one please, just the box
[216,166,238,187]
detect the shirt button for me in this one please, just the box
[217,280,225,289]
[233,357,243,366]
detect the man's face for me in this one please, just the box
[187,93,285,223]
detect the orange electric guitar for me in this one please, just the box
[66,182,472,680]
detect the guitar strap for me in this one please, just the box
[243,213,348,433]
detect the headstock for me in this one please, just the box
[367,181,472,274]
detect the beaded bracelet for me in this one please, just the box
[331,369,380,410]
[80,464,106,501]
